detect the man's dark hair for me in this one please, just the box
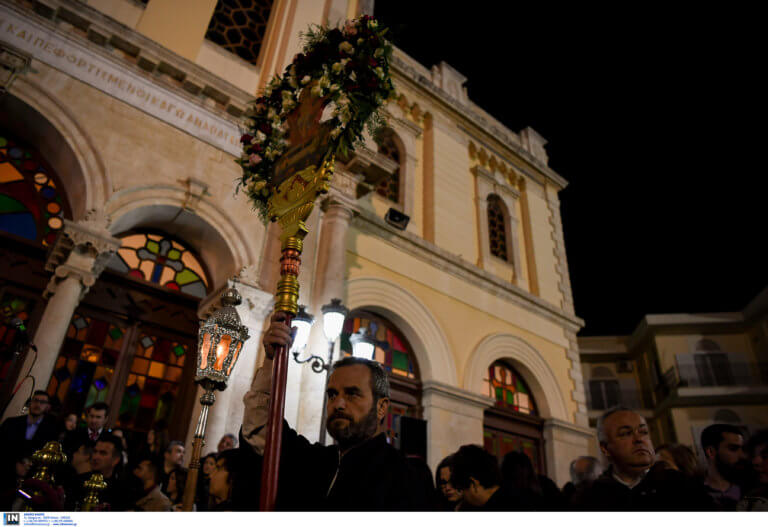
[32,390,50,401]
[138,457,161,484]
[449,444,501,491]
[87,402,109,415]
[96,434,123,461]
[330,356,390,402]
[166,440,184,453]
[701,424,744,451]
[501,451,540,494]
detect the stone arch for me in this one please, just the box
[106,186,261,291]
[346,277,457,385]
[464,333,569,421]
[2,77,110,219]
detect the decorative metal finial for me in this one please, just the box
[81,473,108,512]
[31,441,67,483]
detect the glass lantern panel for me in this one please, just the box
[213,334,231,371]
[227,341,243,376]
[199,333,211,369]
[340,312,418,380]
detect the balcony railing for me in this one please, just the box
[655,360,768,402]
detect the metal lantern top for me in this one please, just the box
[350,327,376,359]
[196,285,250,391]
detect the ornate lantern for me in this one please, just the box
[196,286,250,390]
[350,327,375,359]
[182,284,250,511]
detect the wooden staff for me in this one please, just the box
[259,156,333,511]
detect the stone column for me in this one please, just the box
[184,268,273,457]
[422,381,493,471]
[3,215,120,420]
[295,169,359,441]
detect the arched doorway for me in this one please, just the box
[44,230,210,445]
[482,360,546,474]
[339,310,425,457]
[0,129,73,407]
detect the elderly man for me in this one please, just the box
[562,456,602,502]
[217,433,237,452]
[241,313,431,511]
[573,407,713,510]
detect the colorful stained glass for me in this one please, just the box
[484,428,541,472]
[340,311,417,379]
[485,361,537,415]
[0,132,71,246]
[118,332,189,432]
[47,311,123,419]
[107,233,209,298]
[0,292,37,385]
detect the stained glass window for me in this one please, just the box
[488,195,508,261]
[206,0,274,65]
[483,361,537,415]
[483,429,541,472]
[339,312,418,379]
[47,313,125,417]
[107,233,209,298]
[117,333,188,432]
[0,292,37,386]
[375,129,401,203]
[0,133,70,246]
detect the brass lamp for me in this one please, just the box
[181,284,250,511]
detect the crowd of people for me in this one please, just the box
[0,392,244,511]
[0,313,766,512]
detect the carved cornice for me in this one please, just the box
[352,208,584,333]
[45,216,121,273]
[391,52,569,190]
[472,165,520,200]
[44,263,97,299]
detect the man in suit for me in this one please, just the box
[0,390,58,456]
[0,390,59,494]
[63,402,109,456]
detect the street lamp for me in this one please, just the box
[181,285,250,511]
[350,327,376,359]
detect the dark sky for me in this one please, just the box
[374,3,765,336]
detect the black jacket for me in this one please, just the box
[61,427,108,457]
[0,414,58,456]
[481,486,536,511]
[272,422,431,511]
[571,463,715,511]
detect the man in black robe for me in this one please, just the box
[241,313,432,511]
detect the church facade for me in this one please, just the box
[0,0,592,485]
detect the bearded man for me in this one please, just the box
[241,313,431,511]
[701,424,747,510]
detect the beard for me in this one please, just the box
[716,454,745,483]
[326,403,379,450]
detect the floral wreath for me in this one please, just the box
[237,15,397,221]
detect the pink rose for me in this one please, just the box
[249,153,263,166]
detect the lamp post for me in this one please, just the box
[181,285,250,512]
[290,298,348,444]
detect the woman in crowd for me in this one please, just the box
[656,443,704,481]
[166,467,187,511]
[435,455,462,511]
[57,413,78,442]
[195,453,217,511]
[738,429,768,511]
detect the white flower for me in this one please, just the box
[320,75,330,88]
[374,67,384,79]
[357,38,364,45]
[368,19,378,29]
[267,108,277,119]
[254,131,267,143]
[311,84,324,97]
[374,48,384,58]
[338,41,354,54]
[349,71,357,82]
[332,61,344,73]
[330,84,340,92]
[301,75,311,85]
[337,95,350,107]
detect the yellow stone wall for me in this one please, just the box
[654,332,758,372]
[346,228,578,420]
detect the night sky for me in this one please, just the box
[374,3,765,336]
